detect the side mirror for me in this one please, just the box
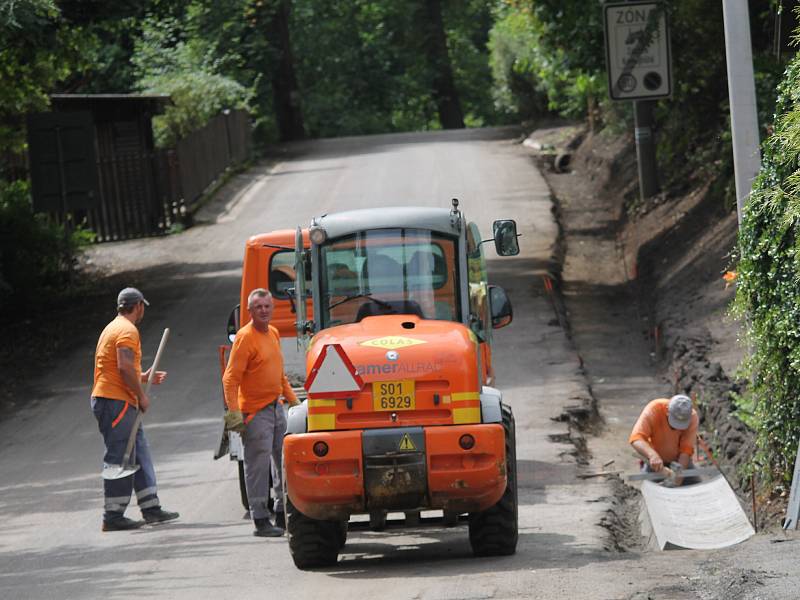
[489,285,513,329]
[492,219,520,256]
[226,304,240,343]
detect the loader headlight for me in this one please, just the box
[309,226,327,245]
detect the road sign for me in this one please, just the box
[305,344,364,397]
[603,1,672,101]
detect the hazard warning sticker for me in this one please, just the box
[398,433,417,451]
[359,336,427,350]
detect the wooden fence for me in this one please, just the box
[177,110,251,208]
[31,109,252,242]
[85,149,181,241]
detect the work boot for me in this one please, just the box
[253,517,284,537]
[102,516,145,532]
[274,511,285,529]
[142,507,180,525]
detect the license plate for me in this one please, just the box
[373,380,415,411]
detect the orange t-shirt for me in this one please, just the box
[91,315,141,405]
[628,398,698,464]
[222,322,297,414]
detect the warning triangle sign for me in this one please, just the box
[398,433,416,451]
[305,344,364,397]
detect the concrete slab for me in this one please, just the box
[641,476,755,550]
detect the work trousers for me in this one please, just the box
[91,397,160,520]
[242,401,286,520]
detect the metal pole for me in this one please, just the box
[625,0,660,201]
[785,438,800,530]
[633,100,660,200]
[722,0,761,226]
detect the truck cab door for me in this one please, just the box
[238,229,312,338]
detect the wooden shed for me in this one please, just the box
[27,94,252,241]
[27,94,179,240]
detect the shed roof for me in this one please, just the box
[50,94,172,120]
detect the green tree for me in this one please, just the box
[131,14,250,147]
[419,0,464,129]
[735,22,800,484]
[0,0,92,163]
[188,0,305,142]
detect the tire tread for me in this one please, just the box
[468,403,519,556]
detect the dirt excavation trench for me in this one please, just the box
[529,123,800,598]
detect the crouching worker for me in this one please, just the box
[223,289,300,537]
[629,394,700,486]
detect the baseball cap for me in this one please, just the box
[668,394,693,430]
[117,287,150,309]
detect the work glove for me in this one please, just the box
[224,410,246,433]
[665,461,684,487]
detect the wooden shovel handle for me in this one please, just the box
[120,328,170,465]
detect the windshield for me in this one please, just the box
[319,228,460,328]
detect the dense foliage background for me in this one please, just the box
[1,1,799,486]
[735,9,800,486]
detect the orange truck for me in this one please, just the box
[225,200,519,568]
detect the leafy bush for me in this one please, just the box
[487,9,548,120]
[488,1,605,121]
[0,0,94,157]
[132,16,250,147]
[0,180,88,315]
[735,33,800,485]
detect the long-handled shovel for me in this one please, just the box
[102,328,170,480]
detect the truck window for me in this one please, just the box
[269,250,312,299]
[466,222,490,342]
[319,229,460,327]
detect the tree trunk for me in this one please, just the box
[421,0,465,129]
[266,0,305,141]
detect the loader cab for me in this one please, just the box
[288,205,517,386]
[313,228,462,329]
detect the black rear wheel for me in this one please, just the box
[286,497,341,569]
[468,403,518,556]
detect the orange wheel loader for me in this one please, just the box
[224,200,520,568]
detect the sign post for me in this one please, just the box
[721,0,761,227]
[603,1,671,200]
[785,439,800,530]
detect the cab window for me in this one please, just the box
[318,229,459,328]
[466,222,490,342]
[269,251,311,299]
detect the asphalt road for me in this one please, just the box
[0,128,656,599]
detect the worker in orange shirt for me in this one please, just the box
[91,287,179,531]
[223,288,300,537]
[629,394,699,486]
